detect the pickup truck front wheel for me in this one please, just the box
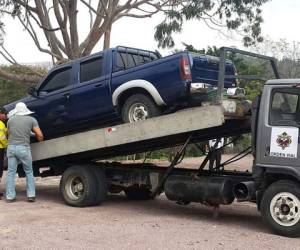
[121,94,161,123]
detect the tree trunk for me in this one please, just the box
[103,26,111,50]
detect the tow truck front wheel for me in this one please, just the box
[261,180,300,237]
[60,165,98,207]
[121,94,161,123]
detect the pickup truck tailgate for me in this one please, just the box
[191,54,237,88]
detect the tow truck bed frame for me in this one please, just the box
[31,105,250,168]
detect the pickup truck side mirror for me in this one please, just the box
[28,87,38,97]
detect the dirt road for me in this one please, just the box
[0,156,299,249]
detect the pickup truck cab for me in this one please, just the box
[5,46,237,139]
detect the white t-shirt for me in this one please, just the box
[209,138,224,149]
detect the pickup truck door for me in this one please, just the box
[28,66,74,136]
[257,86,300,167]
[70,54,115,124]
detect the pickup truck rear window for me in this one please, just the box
[80,57,103,82]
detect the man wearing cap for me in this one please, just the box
[6,102,44,202]
[0,107,8,194]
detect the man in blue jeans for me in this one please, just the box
[6,102,44,203]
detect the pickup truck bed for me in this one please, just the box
[31,104,251,167]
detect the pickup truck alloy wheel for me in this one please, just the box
[261,180,300,237]
[121,94,161,123]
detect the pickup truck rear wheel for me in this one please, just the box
[261,180,300,237]
[121,94,161,123]
[60,165,98,207]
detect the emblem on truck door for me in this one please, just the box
[276,132,292,150]
[270,127,298,158]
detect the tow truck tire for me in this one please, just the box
[261,180,300,237]
[124,186,153,200]
[60,165,98,207]
[121,94,161,123]
[89,166,107,205]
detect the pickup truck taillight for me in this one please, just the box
[180,58,192,81]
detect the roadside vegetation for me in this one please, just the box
[0,65,45,107]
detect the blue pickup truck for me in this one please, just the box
[5,46,237,139]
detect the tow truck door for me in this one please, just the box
[256,84,300,167]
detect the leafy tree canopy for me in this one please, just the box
[0,0,269,62]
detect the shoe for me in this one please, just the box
[6,198,16,203]
[27,197,36,202]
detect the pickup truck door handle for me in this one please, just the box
[94,83,103,87]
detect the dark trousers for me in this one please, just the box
[209,149,222,170]
[0,148,4,178]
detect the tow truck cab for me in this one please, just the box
[253,80,300,181]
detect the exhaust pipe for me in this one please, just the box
[233,181,256,201]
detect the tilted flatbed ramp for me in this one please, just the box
[31,105,251,166]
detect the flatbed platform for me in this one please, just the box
[31,105,251,167]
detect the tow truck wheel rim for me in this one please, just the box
[128,103,149,122]
[270,192,300,227]
[66,175,84,200]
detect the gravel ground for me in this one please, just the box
[0,155,299,249]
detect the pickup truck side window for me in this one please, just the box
[39,67,72,93]
[269,89,299,126]
[115,52,135,70]
[114,52,158,72]
[80,57,103,82]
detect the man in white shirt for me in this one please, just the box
[208,138,224,170]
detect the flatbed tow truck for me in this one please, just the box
[27,47,300,237]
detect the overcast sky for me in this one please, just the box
[0,0,299,64]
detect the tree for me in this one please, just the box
[0,0,269,84]
[251,37,300,78]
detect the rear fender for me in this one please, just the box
[112,79,166,106]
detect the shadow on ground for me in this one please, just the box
[24,182,268,235]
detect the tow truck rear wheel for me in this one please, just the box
[121,94,161,123]
[124,185,153,200]
[261,180,300,237]
[89,166,107,205]
[60,165,98,207]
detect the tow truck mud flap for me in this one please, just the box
[164,175,235,205]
